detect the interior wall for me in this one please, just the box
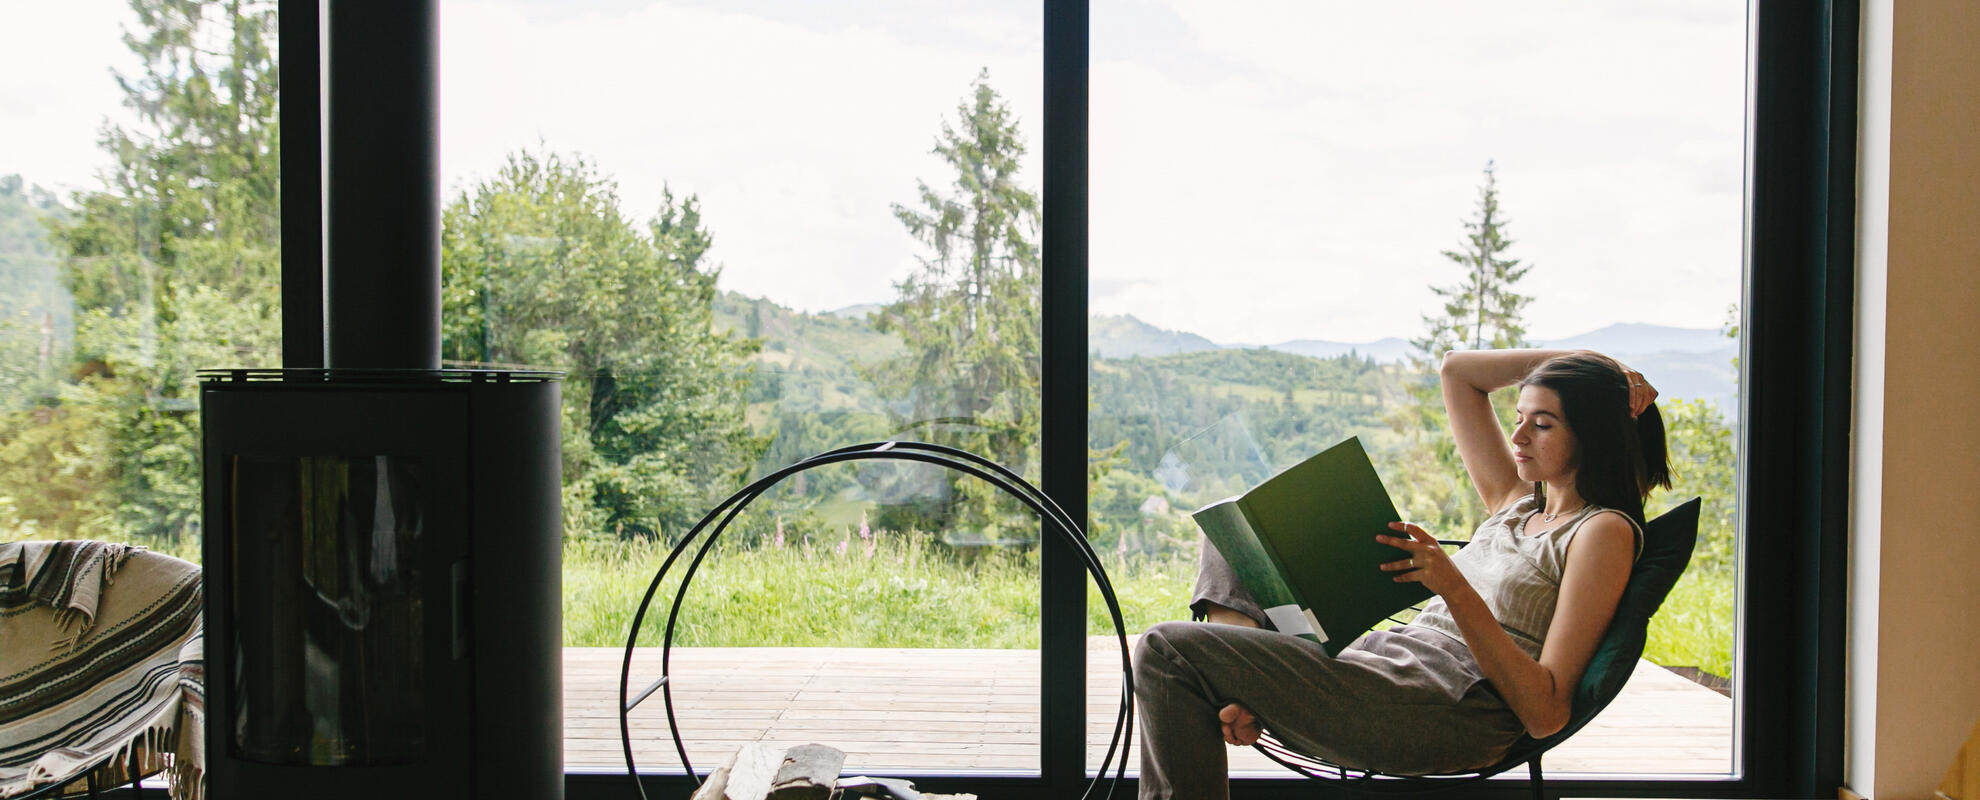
[1848,0,1980,797]
[1846,0,1889,789]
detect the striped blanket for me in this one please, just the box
[0,541,204,799]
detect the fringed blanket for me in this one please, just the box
[0,541,204,799]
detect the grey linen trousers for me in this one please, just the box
[1130,537,1525,799]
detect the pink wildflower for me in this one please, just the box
[835,538,849,558]
[773,516,786,549]
[858,512,872,541]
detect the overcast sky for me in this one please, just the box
[3,0,1747,345]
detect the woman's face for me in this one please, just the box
[1511,384,1578,485]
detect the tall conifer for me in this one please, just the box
[1411,161,1533,366]
[1393,162,1535,535]
[868,70,1041,541]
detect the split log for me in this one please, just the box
[688,743,845,800]
[766,743,844,800]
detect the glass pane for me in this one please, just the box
[438,0,1045,775]
[1090,0,1742,778]
[228,456,428,766]
[0,2,279,560]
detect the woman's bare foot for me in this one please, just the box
[1219,703,1261,746]
[1202,602,1261,628]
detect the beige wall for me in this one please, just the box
[1848,0,1980,797]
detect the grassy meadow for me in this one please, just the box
[562,531,1734,679]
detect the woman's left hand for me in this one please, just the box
[1378,522,1467,597]
[1622,365,1659,418]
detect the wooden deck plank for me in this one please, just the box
[565,639,1733,776]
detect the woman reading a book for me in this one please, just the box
[1133,349,1671,799]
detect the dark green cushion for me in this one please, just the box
[1493,497,1702,768]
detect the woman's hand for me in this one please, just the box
[1219,703,1262,746]
[1378,521,1469,598]
[1623,366,1659,418]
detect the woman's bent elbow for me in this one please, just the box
[1521,707,1570,739]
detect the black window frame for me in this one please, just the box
[280,0,1857,796]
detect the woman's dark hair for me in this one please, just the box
[1520,352,1674,524]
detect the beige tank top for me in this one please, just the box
[1409,493,1643,660]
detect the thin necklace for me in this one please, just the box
[1542,502,1585,523]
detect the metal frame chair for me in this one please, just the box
[1250,497,1703,799]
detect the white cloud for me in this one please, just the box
[0,0,142,194]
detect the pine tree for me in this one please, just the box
[866,69,1041,542]
[1391,162,1535,536]
[1410,161,1533,367]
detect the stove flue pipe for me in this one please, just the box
[326,0,440,370]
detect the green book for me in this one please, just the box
[1191,436,1432,657]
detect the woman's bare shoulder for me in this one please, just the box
[1565,510,1639,563]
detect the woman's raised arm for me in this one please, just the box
[1438,348,1585,512]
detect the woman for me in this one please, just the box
[1133,349,1672,799]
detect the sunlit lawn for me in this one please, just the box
[562,535,1734,681]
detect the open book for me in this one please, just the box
[1192,436,1431,657]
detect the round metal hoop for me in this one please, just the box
[618,441,1134,800]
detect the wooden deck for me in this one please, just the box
[565,638,1732,777]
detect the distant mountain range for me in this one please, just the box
[802,302,1740,413]
[1083,313,1731,358]
[1077,314,1739,413]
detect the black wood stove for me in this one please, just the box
[200,369,562,799]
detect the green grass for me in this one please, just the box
[562,533,1197,649]
[60,527,1735,681]
[565,534,1733,683]
[1641,567,1734,678]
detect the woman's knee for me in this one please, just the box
[1135,621,1213,677]
[1134,621,1195,700]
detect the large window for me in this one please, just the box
[436,0,1050,776]
[1087,0,1745,778]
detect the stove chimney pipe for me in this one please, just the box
[325,0,440,370]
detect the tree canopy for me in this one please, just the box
[440,150,762,540]
[0,0,284,544]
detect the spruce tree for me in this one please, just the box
[867,69,1041,542]
[1392,161,1535,536]
[1411,161,1533,367]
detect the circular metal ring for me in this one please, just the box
[619,441,1134,800]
